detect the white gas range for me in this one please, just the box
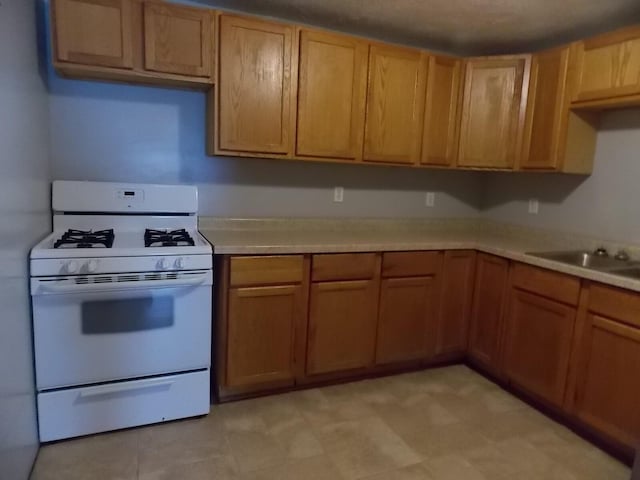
[30,181,213,442]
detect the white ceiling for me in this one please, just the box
[198,0,640,55]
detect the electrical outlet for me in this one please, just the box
[528,198,539,214]
[333,186,344,203]
[425,192,435,207]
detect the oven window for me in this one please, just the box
[82,296,174,334]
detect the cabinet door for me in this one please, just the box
[52,0,133,69]
[572,313,640,448]
[458,55,531,169]
[307,280,379,375]
[376,276,438,365]
[521,47,570,170]
[296,30,368,160]
[226,285,302,390]
[468,254,509,373]
[143,2,213,77]
[571,26,640,102]
[503,290,576,407]
[363,45,427,165]
[421,55,462,166]
[218,15,293,154]
[436,251,476,356]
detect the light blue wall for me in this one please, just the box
[0,1,51,478]
[482,110,640,243]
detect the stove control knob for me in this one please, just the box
[65,260,79,274]
[157,258,169,271]
[86,260,99,273]
[174,257,185,269]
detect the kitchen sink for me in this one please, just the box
[528,251,635,270]
[606,267,640,279]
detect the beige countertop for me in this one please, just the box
[199,217,640,293]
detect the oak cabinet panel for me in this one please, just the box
[421,55,462,166]
[307,280,379,375]
[436,250,476,356]
[521,47,570,170]
[226,285,302,389]
[296,30,368,160]
[311,253,378,282]
[503,289,576,407]
[363,45,427,164]
[468,254,509,373]
[458,55,531,169]
[376,276,439,365]
[229,255,304,287]
[217,15,294,154]
[569,284,640,449]
[511,262,581,306]
[571,26,640,103]
[143,2,212,77]
[52,0,134,69]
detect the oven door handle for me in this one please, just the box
[78,379,175,399]
[35,273,209,295]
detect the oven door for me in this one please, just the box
[31,270,212,390]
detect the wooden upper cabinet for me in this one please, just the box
[436,250,476,356]
[296,30,368,160]
[458,55,531,169]
[468,254,509,374]
[217,15,294,155]
[143,2,213,77]
[571,26,640,103]
[363,45,428,165]
[52,0,134,69]
[503,289,576,407]
[226,285,301,390]
[521,47,570,171]
[421,55,463,167]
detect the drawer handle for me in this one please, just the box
[79,380,175,398]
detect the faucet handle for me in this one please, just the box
[614,250,631,262]
[594,247,609,257]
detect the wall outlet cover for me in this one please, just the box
[425,192,435,207]
[333,186,344,203]
[528,198,539,214]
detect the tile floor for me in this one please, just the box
[31,366,631,480]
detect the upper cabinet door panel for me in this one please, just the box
[296,30,368,160]
[521,47,570,170]
[143,2,213,77]
[363,45,427,165]
[53,0,134,69]
[421,56,462,166]
[218,15,293,154]
[458,55,530,169]
[572,27,640,102]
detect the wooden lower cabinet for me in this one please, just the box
[226,285,303,390]
[569,284,640,449]
[376,276,438,365]
[468,253,509,373]
[503,289,576,407]
[307,279,379,375]
[435,250,476,356]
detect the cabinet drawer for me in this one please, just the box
[512,263,580,305]
[312,253,378,281]
[382,251,442,278]
[38,370,209,441]
[229,256,304,287]
[588,284,640,329]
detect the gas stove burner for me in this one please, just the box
[54,229,115,249]
[144,229,195,247]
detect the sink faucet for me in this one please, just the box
[593,247,609,257]
[614,250,631,262]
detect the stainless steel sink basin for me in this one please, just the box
[606,267,640,279]
[528,251,632,270]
